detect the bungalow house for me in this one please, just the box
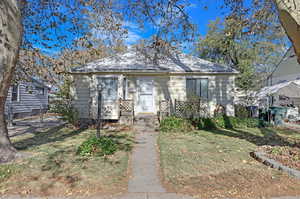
[5,79,49,119]
[257,47,300,108]
[69,48,238,121]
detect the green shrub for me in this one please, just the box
[160,116,264,132]
[50,100,79,126]
[77,136,118,156]
[209,116,262,129]
[194,118,217,130]
[160,117,194,132]
[193,115,263,130]
[234,105,250,118]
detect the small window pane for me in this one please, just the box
[11,85,18,101]
[36,87,45,95]
[187,79,196,98]
[200,79,208,99]
[196,79,201,97]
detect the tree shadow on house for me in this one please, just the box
[208,115,298,147]
[13,125,87,150]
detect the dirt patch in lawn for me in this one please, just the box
[0,126,134,197]
[261,145,300,171]
[159,128,300,199]
[167,168,300,199]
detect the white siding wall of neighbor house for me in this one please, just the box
[5,83,48,116]
[271,73,300,85]
[270,47,300,86]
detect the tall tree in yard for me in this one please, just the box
[195,16,287,91]
[0,0,195,162]
[223,0,300,62]
[274,0,300,63]
[0,0,22,162]
[198,0,289,91]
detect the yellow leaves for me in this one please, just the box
[0,188,7,195]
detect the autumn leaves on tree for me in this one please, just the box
[0,0,300,162]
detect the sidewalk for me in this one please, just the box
[125,114,194,199]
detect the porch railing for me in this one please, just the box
[158,100,171,121]
[119,99,134,124]
[158,99,209,121]
[174,99,209,118]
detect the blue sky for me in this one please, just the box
[30,1,230,55]
[123,0,228,45]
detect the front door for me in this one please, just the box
[136,78,154,113]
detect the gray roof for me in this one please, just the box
[71,49,238,74]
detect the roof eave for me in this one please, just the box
[66,70,239,76]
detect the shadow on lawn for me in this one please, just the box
[207,115,299,147]
[106,133,136,152]
[13,125,87,150]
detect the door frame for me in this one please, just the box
[136,77,156,114]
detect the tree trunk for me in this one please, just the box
[274,0,300,63]
[0,0,22,163]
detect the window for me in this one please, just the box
[25,85,34,94]
[98,77,118,101]
[123,78,127,100]
[36,87,45,95]
[186,78,208,99]
[11,84,19,101]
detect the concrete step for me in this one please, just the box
[135,114,159,128]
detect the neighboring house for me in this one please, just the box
[267,47,300,86]
[69,48,238,120]
[257,80,300,107]
[5,79,49,118]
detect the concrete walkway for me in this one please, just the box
[128,114,165,193]
[123,114,194,199]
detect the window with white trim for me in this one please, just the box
[36,87,45,95]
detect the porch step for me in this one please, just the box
[134,114,159,129]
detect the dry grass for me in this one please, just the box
[0,125,134,197]
[158,127,300,199]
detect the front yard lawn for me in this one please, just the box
[0,125,134,197]
[158,127,300,199]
